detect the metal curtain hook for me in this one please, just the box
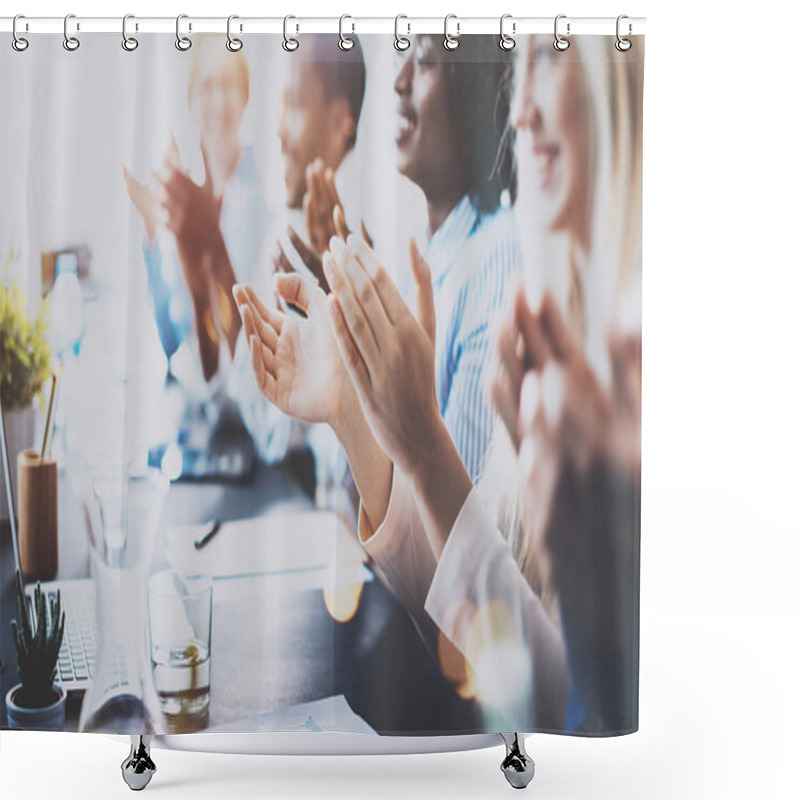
[12,14,29,51]
[500,14,515,51]
[176,14,192,51]
[394,14,410,51]
[283,15,299,52]
[63,13,80,51]
[339,14,355,50]
[227,15,243,51]
[122,14,139,51]
[443,13,459,51]
[554,14,570,51]
[616,14,632,51]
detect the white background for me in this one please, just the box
[2,1,799,799]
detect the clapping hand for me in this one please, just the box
[123,135,181,243]
[275,160,374,295]
[324,233,438,475]
[232,275,352,426]
[153,139,224,272]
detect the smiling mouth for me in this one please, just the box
[396,111,417,146]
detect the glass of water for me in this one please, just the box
[147,569,212,732]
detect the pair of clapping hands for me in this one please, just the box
[491,285,642,587]
[273,159,373,297]
[124,136,226,296]
[233,213,436,477]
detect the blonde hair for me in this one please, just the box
[186,34,250,119]
[479,35,644,601]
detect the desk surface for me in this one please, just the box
[1,460,480,735]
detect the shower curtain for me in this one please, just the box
[1,25,643,739]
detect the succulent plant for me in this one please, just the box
[9,569,66,708]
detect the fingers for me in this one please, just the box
[275,241,296,275]
[514,286,550,370]
[287,226,328,291]
[239,301,278,353]
[274,273,315,313]
[360,220,374,249]
[322,166,341,214]
[287,225,318,266]
[233,282,284,335]
[538,289,576,362]
[490,318,525,450]
[333,204,351,241]
[409,238,435,344]
[305,160,330,252]
[249,334,278,400]
[490,367,521,451]
[166,132,181,169]
[323,247,383,369]
[328,295,372,394]
[200,137,214,194]
[123,165,139,191]
[347,233,406,324]
[303,185,323,254]
[519,363,566,438]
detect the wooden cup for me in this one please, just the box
[17,448,58,581]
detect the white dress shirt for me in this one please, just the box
[358,470,568,732]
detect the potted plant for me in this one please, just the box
[1,244,52,521]
[6,569,67,730]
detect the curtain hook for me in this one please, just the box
[499,14,515,51]
[12,14,29,52]
[443,13,459,51]
[554,14,570,51]
[227,15,243,51]
[283,15,299,52]
[339,15,355,51]
[615,14,632,51]
[122,14,139,51]
[63,13,80,51]
[175,14,192,51]
[394,15,410,51]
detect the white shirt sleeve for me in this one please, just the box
[424,485,569,731]
[356,465,441,660]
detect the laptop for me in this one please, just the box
[1,405,98,696]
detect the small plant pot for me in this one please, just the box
[6,682,67,730]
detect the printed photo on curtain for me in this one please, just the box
[0,29,643,739]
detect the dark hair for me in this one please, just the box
[442,35,517,215]
[304,34,367,152]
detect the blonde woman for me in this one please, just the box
[316,33,643,734]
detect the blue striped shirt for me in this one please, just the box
[410,194,522,482]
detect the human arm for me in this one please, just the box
[154,143,241,379]
[231,276,392,531]
[511,290,641,733]
[324,232,476,557]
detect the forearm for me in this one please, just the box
[407,415,475,560]
[332,389,392,538]
[206,233,241,358]
[189,274,220,383]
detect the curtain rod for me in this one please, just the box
[0,16,646,37]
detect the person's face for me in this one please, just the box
[512,37,590,239]
[393,36,461,195]
[278,60,343,210]
[191,59,247,152]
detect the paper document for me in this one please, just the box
[166,511,368,580]
[204,694,377,734]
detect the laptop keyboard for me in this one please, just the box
[26,580,97,692]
